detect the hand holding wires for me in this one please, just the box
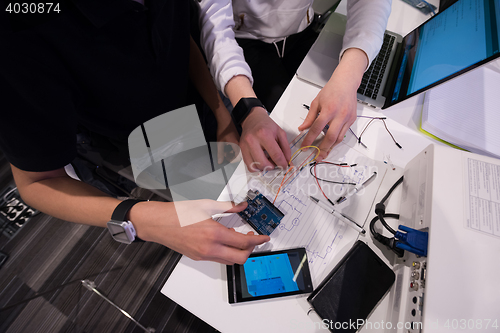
[299,102,356,161]
[303,104,330,135]
[272,145,320,204]
[301,106,403,151]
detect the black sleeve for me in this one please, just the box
[0,20,78,172]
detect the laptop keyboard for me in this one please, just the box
[358,34,395,100]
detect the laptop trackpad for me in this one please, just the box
[296,32,342,88]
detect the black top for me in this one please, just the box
[0,0,190,172]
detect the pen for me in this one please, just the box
[292,253,307,282]
[309,196,366,234]
[336,171,377,204]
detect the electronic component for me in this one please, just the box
[395,225,428,256]
[237,190,284,236]
[227,247,313,303]
[405,258,426,330]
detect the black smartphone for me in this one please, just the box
[227,247,314,304]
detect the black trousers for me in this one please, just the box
[236,25,319,111]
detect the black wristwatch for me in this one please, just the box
[107,199,146,244]
[231,97,267,126]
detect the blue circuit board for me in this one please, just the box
[238,190,284,236]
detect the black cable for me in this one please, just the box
[308,162,357,185]
[358,117,377,141]
[355,117,402,149]
[378,213,397,235]
[380,175,404,204]
[370,213,400,237]
[380,119,403,149]
[370,176,405,257]
[373,175,403,235]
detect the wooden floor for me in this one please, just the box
[0,152,218,333]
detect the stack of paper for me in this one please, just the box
[420,64,500,159]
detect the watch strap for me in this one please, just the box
[231,97,266,126]
[111,199,146,242]
[111,199,145,221]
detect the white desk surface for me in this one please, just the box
[162,1,442,332]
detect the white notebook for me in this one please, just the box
[421,63,500,159]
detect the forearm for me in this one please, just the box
[224,75,271,128]
[222,50,367,108]
[11,164,180,243]
[299,48,368,155]
[12,165,120,227]
[224,75,256,106]
[10,164,269,264]
[333,47,368,90]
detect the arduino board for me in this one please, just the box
[237,190,284,236]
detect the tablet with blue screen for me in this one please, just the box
[227,248,313,304]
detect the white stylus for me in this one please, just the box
[336,172,377,204]
[309,196,366,234]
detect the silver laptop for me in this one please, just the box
[297,0,500,109]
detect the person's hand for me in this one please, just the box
[240,107,291,172]
[168,218,268,265]
[216,118,241,164]
[299,48,367,161]
[298,73,357,160]
[132,200,270,265]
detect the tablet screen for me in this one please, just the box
[227,248,313,303]
[390,0,500,106]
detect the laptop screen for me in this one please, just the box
[390,0,500,105]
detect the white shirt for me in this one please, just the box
[199,0,392,94]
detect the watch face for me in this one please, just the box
[107,222,132,244]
